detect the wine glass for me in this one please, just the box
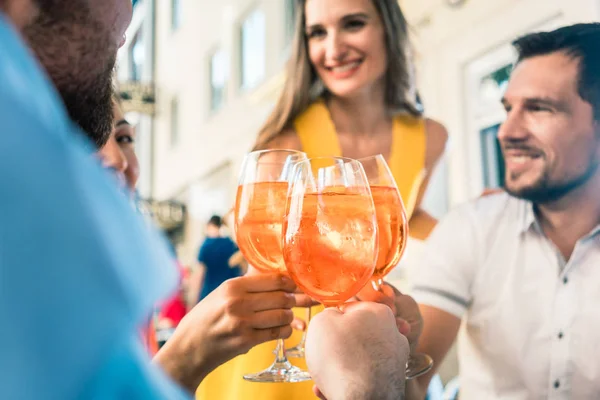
[357,154,409,291]
[234,149,311,383]
[357,154,433,380]
[283,157,378,309]
[284,308,311,359]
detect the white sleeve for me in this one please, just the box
[410,204,480,319]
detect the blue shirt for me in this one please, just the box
[0,14,188,399]
[198,237,241,300]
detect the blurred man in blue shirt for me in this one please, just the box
[190,215,242,304]
[0,1,187,399]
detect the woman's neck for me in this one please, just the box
[325,84,391,138]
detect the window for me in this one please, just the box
[210,49,228,112]
[240,9,266,90]
[478,64,511,109]
[480,124,505,189]
[170,97,179,146]
[171,0,181,31]
[284,0,297,45]
[477,64,511,189]
[129,30,144,81]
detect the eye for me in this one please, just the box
[345,19,366,30]
[307,27,326,39]
[116,133,135,145]
[526,103,552,113]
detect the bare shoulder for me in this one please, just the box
[424,118,449,169]
[263,127,302,151]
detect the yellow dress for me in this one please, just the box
[195,100,426,400]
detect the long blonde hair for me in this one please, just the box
[254,0,421,150]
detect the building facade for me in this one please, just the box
[123,0,600,262]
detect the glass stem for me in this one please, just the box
[274,338,288,364]
[299,307,312,346]
[371,278,385,292]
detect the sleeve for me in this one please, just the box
[0,100,179,398]
[81,335,189,400]
[410,204,480,319]
[197,241,209,266]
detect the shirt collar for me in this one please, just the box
[518,200,537,235]
[518,198,600,241]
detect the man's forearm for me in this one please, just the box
[186,264,205,309]
[153,334,209,394]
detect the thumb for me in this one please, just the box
[357,283,397,314]
[396,317,411,336]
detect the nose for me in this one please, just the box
[325,31,348,63]
[99,136,128,174]
[498,108,530,142]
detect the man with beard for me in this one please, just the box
[409,23,600,399]
[0,1,189,398]
[0,1,410,398]
[22,0,125,148]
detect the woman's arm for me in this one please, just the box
[408,119,448,240]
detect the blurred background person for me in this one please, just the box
[187,215,243,310]
[196,0,445,399]
[156,260,189,348]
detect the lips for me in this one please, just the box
[324,60,363,79]
[502,147,544,176]
[502,147,544,159]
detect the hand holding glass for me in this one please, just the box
[234,149,311,383]
[357,154,433,379]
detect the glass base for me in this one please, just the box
[243,361,312,383]
[406,353,434,380]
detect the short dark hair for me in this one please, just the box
[512,23,600,120]
[208,215,222,228]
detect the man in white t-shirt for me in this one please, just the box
[409,23,600,400]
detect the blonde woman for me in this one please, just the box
[196,0,447,399]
